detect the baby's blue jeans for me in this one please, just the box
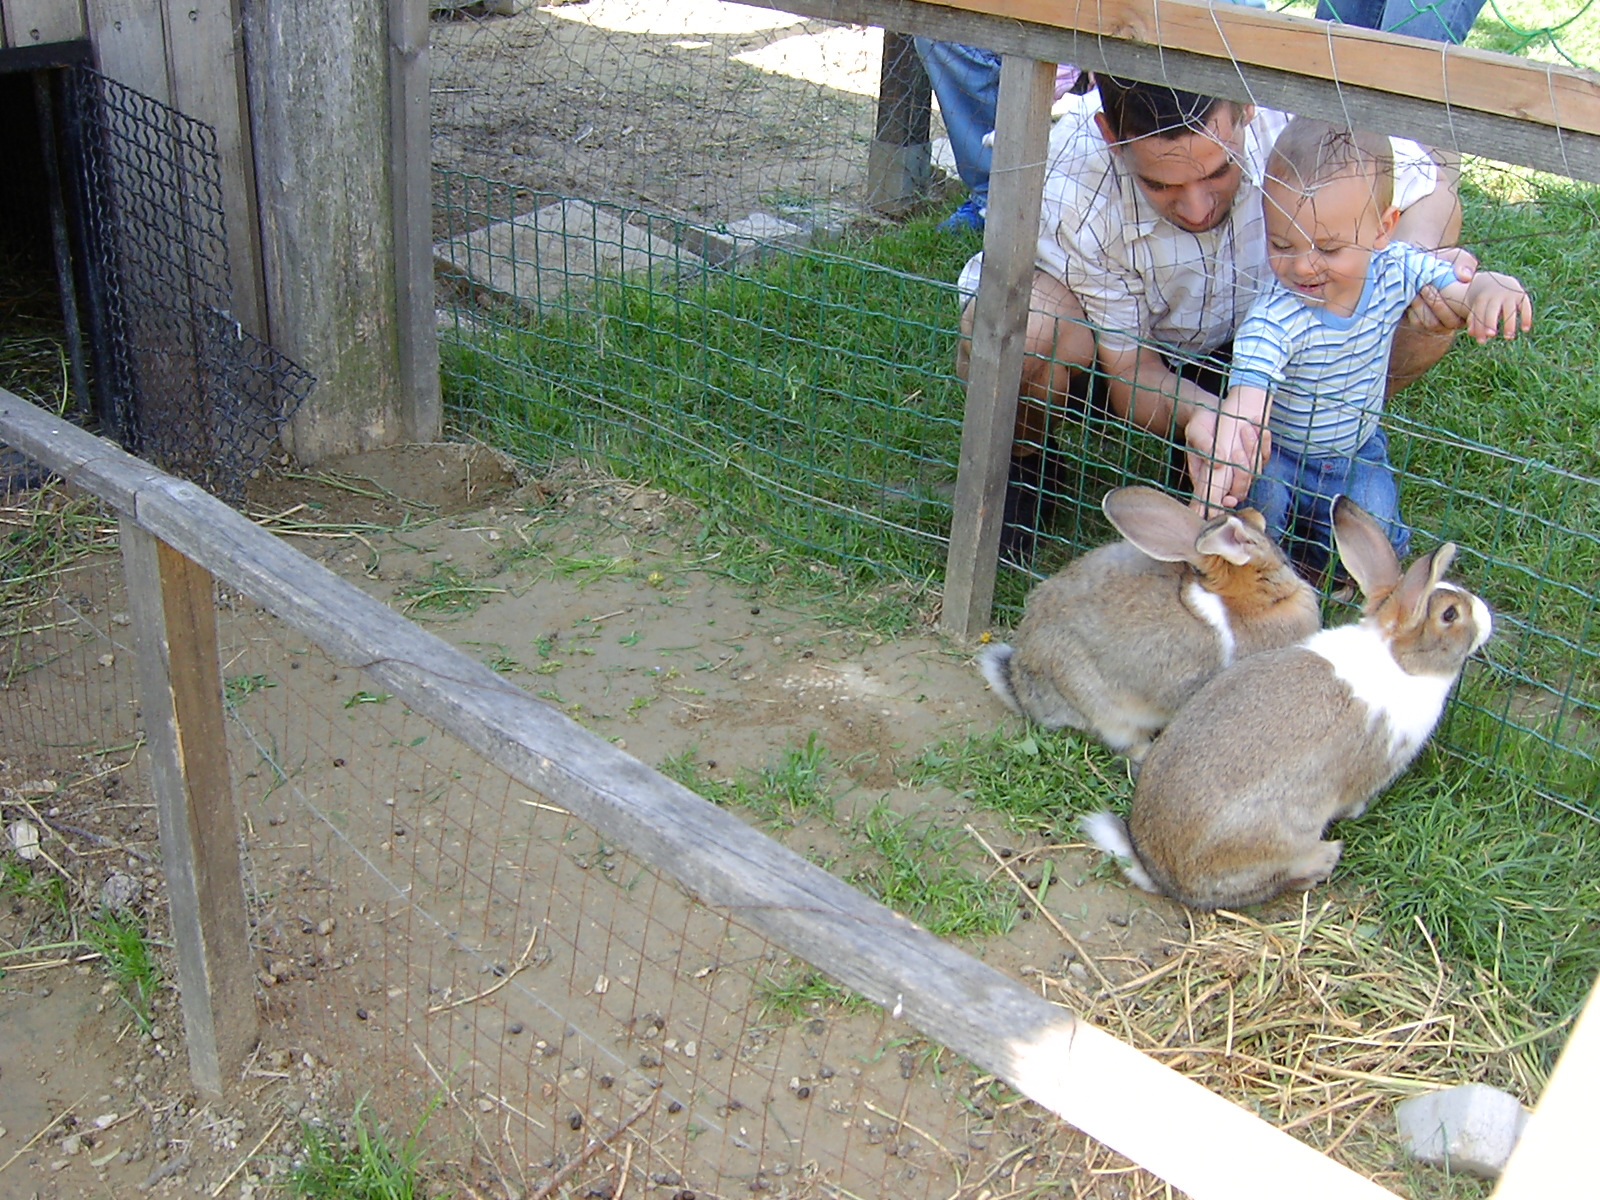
[1246,427,1410,576]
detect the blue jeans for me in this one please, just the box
[1316,0,1484,44]
[1246,428,1410,575]
[913,40,1000,211]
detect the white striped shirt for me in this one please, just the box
[1229,241,1458,456]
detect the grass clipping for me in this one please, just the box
[1034,896,1556,1191]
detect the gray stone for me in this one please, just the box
[1396,1083,1530,1179]
[434,199,704,316]
[99,872,142,912]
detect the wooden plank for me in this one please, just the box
[3,381,1407,1200]
[978,0,1600,136]
[163,0,266,339]
[84,0,170,104]
[736,0,1600,183]
[121,518,258,1099]
[942,55,1055,639]
[1492,974,1599,1197]
[3,0,88,46]
[390,0,441,442]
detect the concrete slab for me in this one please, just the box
[434,198,706,315]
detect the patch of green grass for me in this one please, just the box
[290,1097,435,1200]
[754,961,868,1022]
[852,801,1017,940]
[905,724,1133,834]
[83,908,161,1033]
[1335,755,1600,1029]
[225,672,275,705]
[394,561,505,615]
[661,735,837,828]
[0,860,73,942]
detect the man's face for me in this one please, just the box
[1099,106,1252,234]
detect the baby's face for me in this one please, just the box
[1262,172,1396,317]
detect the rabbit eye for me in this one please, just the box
[1441,604,1460,625]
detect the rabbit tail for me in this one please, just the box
[1079,811,1161,895]
[977,643,1023,714]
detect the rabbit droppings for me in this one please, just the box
[979,486,1320,763]
[1081,496,1493,911]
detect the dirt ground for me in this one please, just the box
[428,0,941,232]
[0,444,1191,1200]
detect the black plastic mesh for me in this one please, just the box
[64,66,313,501]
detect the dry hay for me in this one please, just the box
[1024,895,1558,1196]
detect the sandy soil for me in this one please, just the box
[0,445,1192,1199]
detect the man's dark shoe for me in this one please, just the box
[1000,453,1044,567]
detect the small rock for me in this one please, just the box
[61,1133,82,1155]
[100,873,142,912]
[316,918,336,936]
[1396,1083,1529,1179]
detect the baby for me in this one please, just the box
[1198,117,1532,574]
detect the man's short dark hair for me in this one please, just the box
[1096,75,1242,142]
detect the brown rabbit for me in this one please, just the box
[1080,495,1494,910]
[979,486,1319,762]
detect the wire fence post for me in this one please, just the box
[122,518,258,1098]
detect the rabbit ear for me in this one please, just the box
[1102,486,1204,564]
[1193,515,1259,567]
[1331,495,1401,599]
[1393,542,1459,625]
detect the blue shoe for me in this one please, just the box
[937,197,985,234]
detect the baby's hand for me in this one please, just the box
[1465,271,1533,343]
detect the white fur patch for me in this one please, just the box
[977,643,1019,712]
[1184,582,1235,669]
[1304,624,1455,761]
[1079,812,1160,894]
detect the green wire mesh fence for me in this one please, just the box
[433,163,1599,816]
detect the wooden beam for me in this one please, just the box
[1,384,1403,1200]
[736,0,1600,182]
[974,0,1600,136]
[942,54,1055,638]
[390,0,441,442]
[121,518,258,1099]
[1493,974,1600,1197]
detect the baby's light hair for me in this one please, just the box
[1266,118,1394,213]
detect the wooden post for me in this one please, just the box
[940,54,1054,639]
[122,519,257,1099]
[866,29,932,215]
[390,0,441,442]
[242,0,410,459]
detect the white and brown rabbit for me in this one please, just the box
[978,485,1320,763]
[1080,495,1493,911]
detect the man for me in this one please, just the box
[955,76,1471,561]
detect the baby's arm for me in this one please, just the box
[1437,270,1534,344]
[1188,384,1270,514]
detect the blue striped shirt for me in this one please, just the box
[1229,242,1457,456]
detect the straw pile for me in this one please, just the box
[1026,895,1560,1197]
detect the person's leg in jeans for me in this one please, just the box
[1339,428,1411,561]
[913,40,1000,230]
[1316,0,1484,42]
